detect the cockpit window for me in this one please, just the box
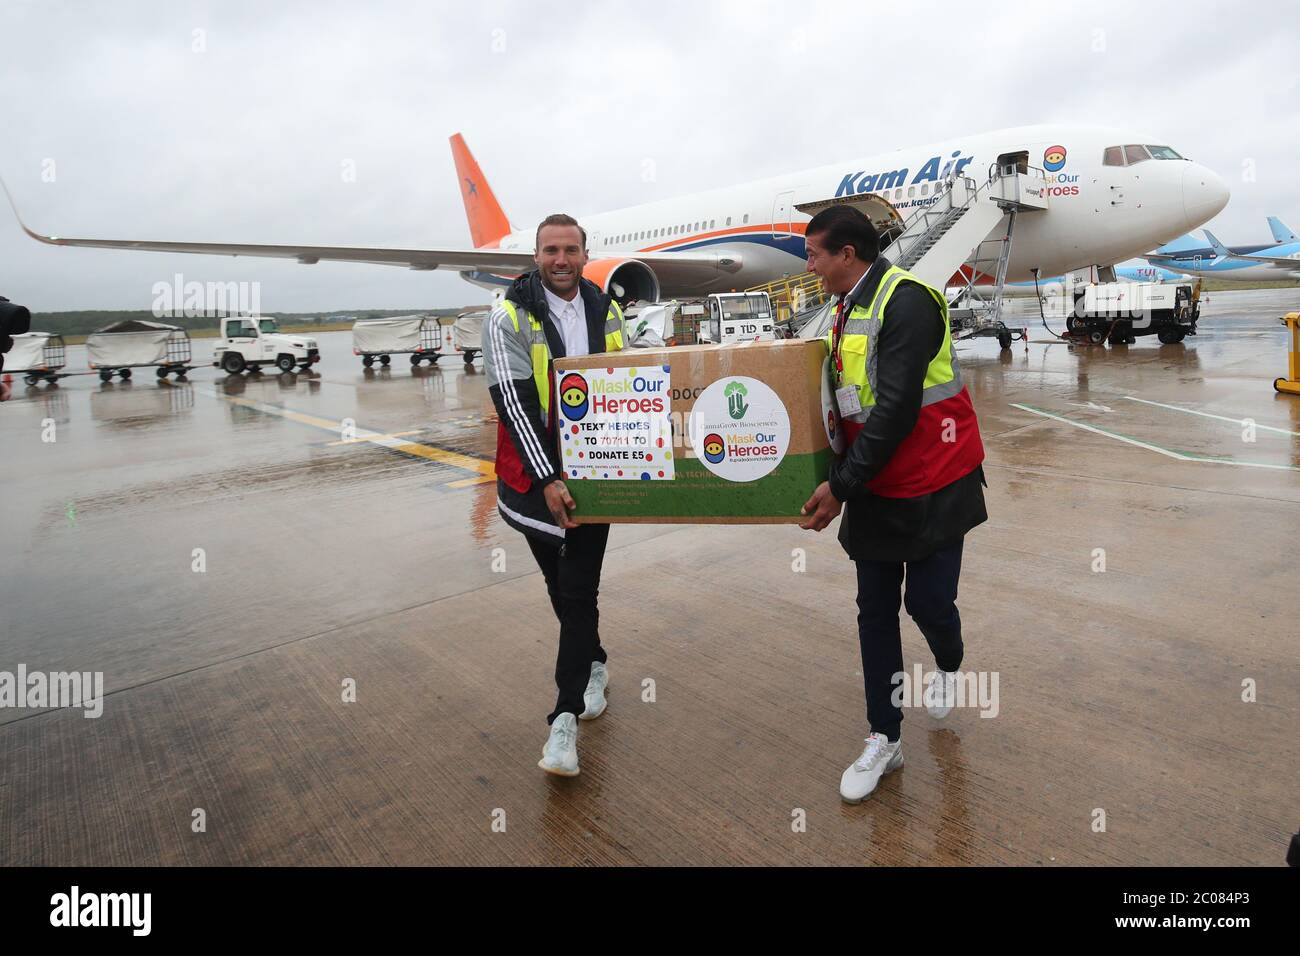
[1104,144,1186,167]
[1124,144,1152,165]
[1145,145,1184,160]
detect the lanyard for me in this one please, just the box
[830,296,848,381]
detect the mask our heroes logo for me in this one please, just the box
[690,376,790,482]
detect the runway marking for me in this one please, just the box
[445,475,497,488]
[1121,396,1300,436]
[328,430,423,446]
[1010,403,1300,472]
[213,392,497,480]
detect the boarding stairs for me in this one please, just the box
[886,162,1049,348]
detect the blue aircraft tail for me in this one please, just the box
[1267,216,1298,243]
[1152,233,1203,254]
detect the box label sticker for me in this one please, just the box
[821,357,846,454]
[689,376,790,482]
[558,364,675,481]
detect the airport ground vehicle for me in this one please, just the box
[452,310,484,365]
[352,315,441,367]
[88,319,194,381]
[213,316,320,374]
[6,332,68,385]
[1275,312,1300,396]
[351,312,483,367]
[695,292,776,344]
[1048,281,1200,345]
[621,292,776,347]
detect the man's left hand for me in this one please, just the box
[799,481,842,532]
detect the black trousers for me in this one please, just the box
[853,537,965,742]
[526,524,611,724]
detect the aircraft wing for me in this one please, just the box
[1204,229,1300,268]
[3,178,737,282]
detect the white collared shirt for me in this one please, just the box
[542,284,589,357]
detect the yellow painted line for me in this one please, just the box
[328,430,423,446]
[445,475,497,488]
[215,392,497,481]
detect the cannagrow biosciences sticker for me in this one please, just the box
[689,375,790,482]
[558,364,675,480]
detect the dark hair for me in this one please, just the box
[805,205,879,262]
[535,213,587,250]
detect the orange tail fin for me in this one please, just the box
[449,133,511,249]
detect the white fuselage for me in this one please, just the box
[490,124,1229,296]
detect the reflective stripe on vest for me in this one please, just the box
[827,265,963,424]
[501,299,627,414]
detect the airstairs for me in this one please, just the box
[784,161,1051,347]
[886,161,1049,348]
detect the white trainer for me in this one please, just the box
[839,733,903,803]
[579,661,609,720]
[925,668,959,719]
[539,713,579,776]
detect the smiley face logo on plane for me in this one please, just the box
[702,433,726,464]
[559,372,589,421]
[1043,145,1067,172]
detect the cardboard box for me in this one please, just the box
[553,339,840,524]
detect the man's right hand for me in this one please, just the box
[543,480,579,529]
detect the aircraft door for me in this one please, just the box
[772,190,794,238]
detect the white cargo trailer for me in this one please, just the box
[7,332,67,385]
[87,320,194,381]
[352,315,442,367]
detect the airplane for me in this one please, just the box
[1144,214,1294,278]
[3,125,1228,302]
[1143,222,1300,282]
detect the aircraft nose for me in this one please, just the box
[1182,162,1229,230]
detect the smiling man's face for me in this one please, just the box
[536,224,587,299]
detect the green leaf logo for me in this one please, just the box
[725,380,749,420]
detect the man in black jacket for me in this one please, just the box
[483,214,628,778]
[799,205,988,803]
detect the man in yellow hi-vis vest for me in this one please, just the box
[483,214,628,778]
[799,205,988,804]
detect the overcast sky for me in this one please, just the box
[2,0,1297,313]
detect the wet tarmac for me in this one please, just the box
[2,289,1297,865]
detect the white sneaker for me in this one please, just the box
[539,713,579,776]
[579,661,608,720]
[925,668,959,719]
[839,733,903,803]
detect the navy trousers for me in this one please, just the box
[853,538,966,741]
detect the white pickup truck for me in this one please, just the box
[213,316,320,373]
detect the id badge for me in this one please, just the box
[835,384,862,418]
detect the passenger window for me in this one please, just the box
[1124,144,1151,165]
[920,184,929,196]
[726,217,732,226]
[743,214,749,224]
[1103,146,1124,166]
[908,186,916,198]
[709,219,715,229]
